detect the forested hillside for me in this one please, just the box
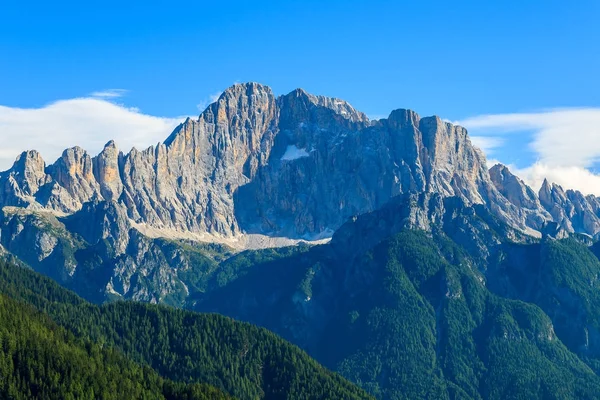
[190,197,600,399]
[0,293,229,400]
[0,260,372,400]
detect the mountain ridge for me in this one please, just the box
[3,82,600,303]
[4,83,600,399]
[2,82,596,243]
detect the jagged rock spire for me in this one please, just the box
[2,82,600,240]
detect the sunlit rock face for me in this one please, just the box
[6,82,600,309]
[3,81,600,244]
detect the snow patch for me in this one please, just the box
[281,145,310,161]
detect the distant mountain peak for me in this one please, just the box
[2,82,600,251]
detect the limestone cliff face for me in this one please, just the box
[0,81,597,245]
[0,151,49,208]
[236,94,508,238]
[489,164,552,231]
[122,82,279,235]
[4,81,600,304]
[538,179,600,236]
[486,165,600,238]
[46,146,101,210]
[0,83,279,237]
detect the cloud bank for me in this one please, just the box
[469,136,505,155]
[460,108,600,196]
[0,97,187,171]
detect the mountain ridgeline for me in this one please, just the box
[3,82,600,241]
[3,83,600,398]
[2,82,600,304]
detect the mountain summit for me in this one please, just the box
[2,82,590,242]
[1,83,600,302]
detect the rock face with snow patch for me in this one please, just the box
[4,81,600,243]
[236,95,507,237]
[0,82,526,241]
[6,82,600,304]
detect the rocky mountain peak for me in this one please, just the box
[285,88,369,123]
[103,140,117,151]
[209,82,275,124]
[12,150,45,177]
[490,164,540,210]
[4,82,600,246]
[488,163,552,231]
[386,108,420,129]
[47,146,98,207]
[9,150,48,196]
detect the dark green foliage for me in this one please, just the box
[483,236,600,378]
[195,229,600,399]
[0,260,372,400]
[210,245,310,290]
[156,239,232,295]
[0,294,229,400]
[344,232,600,399]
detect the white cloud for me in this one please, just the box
[0,97,188,171]
[459,108,600,167]
[470,136,504,155]
[90,89,129,99]
[459,108,600,195]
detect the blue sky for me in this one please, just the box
[1,0,600,192]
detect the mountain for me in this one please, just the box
[0,82,578,241]
[3,82,596,304]
[0,259,373,400]
[4,83,600,243]
[490,164,600,238]
[191,195,600,399]
[5,82,600,398]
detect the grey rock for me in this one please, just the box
[3,81,600,303]
[489,164,551,231]
[0,82,545,241]
[539,179,600,236]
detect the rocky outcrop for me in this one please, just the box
[46,147,101,211]
[485,165,600,238]
[0,151,49,208]
[538,179,600,237]
[490,164,540,210]
[489,164,551,231]
[0,83,279,237]
[0,201,231,304]
[236,97,516,238]
[0,82,506,241]
[2,81,599,247]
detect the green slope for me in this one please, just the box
[0,293,229,400]
[0,260,372,400]
[193,228,600,399]
[327,230,600,399]
[488,236,600,373]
